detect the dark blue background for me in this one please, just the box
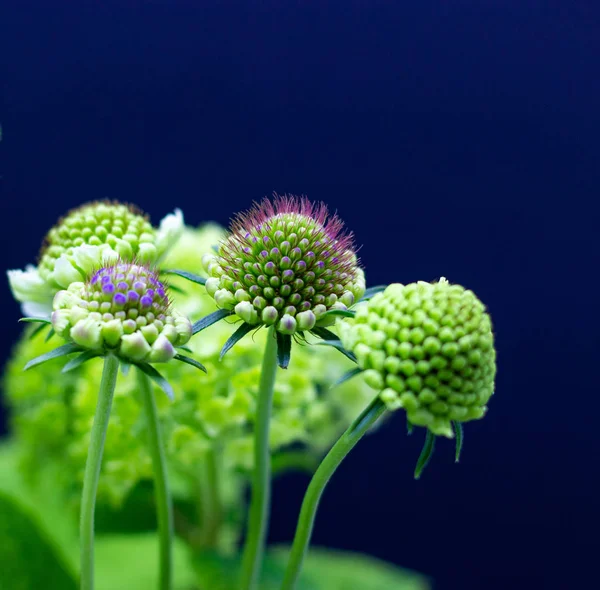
[1,2,598,589]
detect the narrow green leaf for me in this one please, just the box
[135,363,175,401]
[453,421,464,463]
[310,326,339,341]
[331,367,363,389]
[406,417,414,435]
[62,350,101,373]
[19,316,51,325]
[318,308,356,319]
[192,309,233,335]
[359,285,388,302]
[211,244,219,253]
[161,269,207,286]
[24,343,83,371]
[44,328,55,342]
[174,354,207,373]
[312,334,358,364]
[276,332,292,369]
[29,323,50,340]
[414,431,436,480]
[176,345,193,353]
[219,323,254,360]
[167,283,187,295]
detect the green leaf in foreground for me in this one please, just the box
[0,492,77,590]
[193,546,430,590]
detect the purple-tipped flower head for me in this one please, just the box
[51,262,192,363]
[203,195,365,334]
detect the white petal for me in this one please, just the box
[22,301,53,319]
[7,266,53,304]
[53,255,84,288]
[156,208,184,257]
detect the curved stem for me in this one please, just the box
[280,395,387,590]
[239,326,279,590]
[80,354,119,590]
[138,369,174,590]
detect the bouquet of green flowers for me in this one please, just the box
[1,196,496,589]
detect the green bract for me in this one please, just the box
[202,196,365,335]
[5,224,373,511]
[340,279,496,437]
[7,201,183,317]
[51,262,191,363]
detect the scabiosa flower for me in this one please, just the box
[51,262,192,364]
[201,195,365,338]
[340,278,496,438]
[8,201,183,317]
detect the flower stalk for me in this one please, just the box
[281,395,387,590]
[239,326,279,590]
[80,353,119,590]
[138,369,174,590]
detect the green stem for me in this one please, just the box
[239,326,279,590]
[198,448,222,549]
[80,354,119,590]
[280,395,388,590]
[138,369,174,590]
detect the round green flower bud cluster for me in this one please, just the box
[340,279,496,437]
[39,202,158,285]
[51,262,191,363]
[202,196,365,334]
[5,224,373,513]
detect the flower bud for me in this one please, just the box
[341,279,496,437]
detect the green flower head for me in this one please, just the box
[51,262,191,363]
[340,278,496,437]
[202,195,365,335]
[8,201,183,317]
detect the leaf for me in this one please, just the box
[45,327,56,342]
[192,547,429,590]
[174,353,207,373]
[0,492,78,590]
[453,421,464,463]
[313,339,358,364]
[192,309,233,335]
[331,367,363,389]
[19,316,51,325]
[167,283,187,295]
[161,269,207,286]
[318,309,356,320]
[92,533,197,590]
[359,285,388,302]
[276,332,292,369]
[29,322,50,340]
[176,345,193,353]
[219,322,255,360]
[414,431,436,480]
[61,350,101,373]
[23,343,82,371]
[406,417,414,435]
[310,326,339,342]
[135,363,175,401]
